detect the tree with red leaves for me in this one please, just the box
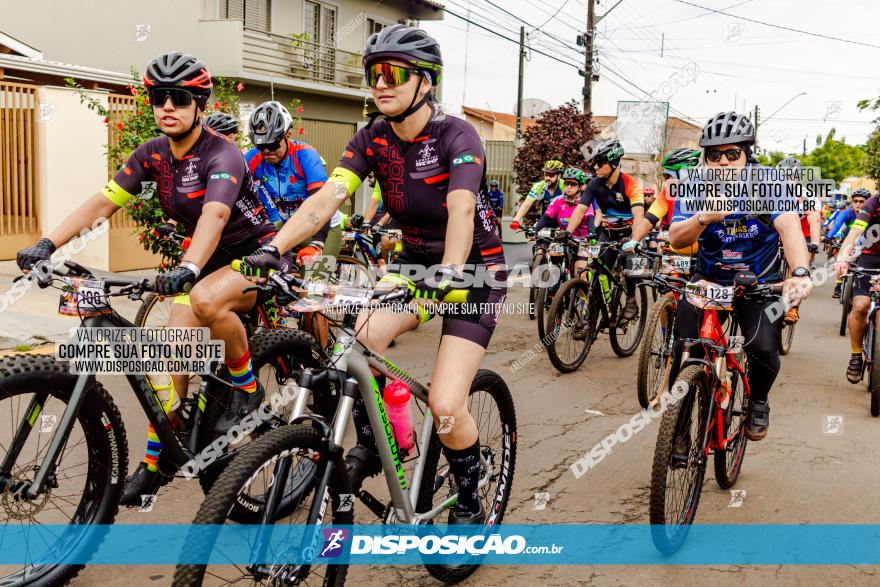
[513,100,597,199]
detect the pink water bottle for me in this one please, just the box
[383,380,415,451]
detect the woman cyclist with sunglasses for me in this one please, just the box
[239,24,506,525]
[15,52,293,503]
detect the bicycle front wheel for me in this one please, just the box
[546,278,596,373]
[840,275,853,336]
[650,365,709,554]
[0,355,128,587]
[637,294,677,409]
[134,292,175,327]
[173,425,352,587]
[610,282,650,357]
[416,369,517,583]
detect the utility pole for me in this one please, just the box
[660,33,664,57]
[583,0,595,113]
[516,26,525,142]
[753,104,760,145]
[803,137,807,156]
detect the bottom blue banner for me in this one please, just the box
[0,524,878,565]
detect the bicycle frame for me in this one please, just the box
[5,309,201,500]
[281,308,493,526]
[679,308,751,455]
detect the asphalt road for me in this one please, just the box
[46,245,879,585]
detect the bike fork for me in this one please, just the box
[0,390,50,490]
[22,374,94,499]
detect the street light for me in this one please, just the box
[763,92,808,124]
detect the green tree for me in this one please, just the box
[800,128,866,184]
[512,100,597,199]
[859,95,880,181]
[757,150,786,167]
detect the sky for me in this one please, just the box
[420,0,880,154]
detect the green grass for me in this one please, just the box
[14,344,33,352]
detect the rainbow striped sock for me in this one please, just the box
[144,424,161,472]
[227,351,258,394]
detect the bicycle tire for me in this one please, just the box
[535,279,551,341]
[173,425,351,587]
[528,252,544,320]
[0,354,128,587]
[637,294,677,409]
[713,354,749,488]
[196,329,328,523]
[416,369,517,583]
[649,365,708,555]
[840,275,853,336]
[871,319,880,417]
[779,317,796,355]
[333,254,375,287]
[546,278,595,373]
[610,282,650,358]
[134,292,174,328]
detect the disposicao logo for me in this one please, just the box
[319,528,349,558]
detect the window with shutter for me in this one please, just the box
[221,0,270,31]
[301,1,336,81]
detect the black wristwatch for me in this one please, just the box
[792,266,810,278]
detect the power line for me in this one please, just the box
[538,0,574,29]
[440,3,583,69]
[606,0,754,34]
[674,0,880,50]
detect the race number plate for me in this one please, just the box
[550,243,565,255]
[661,255,691,274]
[588,244,602,258]
[58,277,108,317]
[707,283,734,305]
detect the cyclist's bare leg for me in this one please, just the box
[849,295,870,353]
[427,335,482,449]
[166,301,201,416]
[188,268,258,361]
[354,305,419,352]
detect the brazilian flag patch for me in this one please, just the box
[209,173,237,184]
[452,154,480,166]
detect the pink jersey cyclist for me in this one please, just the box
[535,196,594,238]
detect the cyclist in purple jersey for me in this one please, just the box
[238,25,505,524]
[16,52,290,503]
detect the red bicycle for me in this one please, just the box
[649,270,782,553]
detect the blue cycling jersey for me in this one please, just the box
[671,204,783,285]
[244,140,327,222]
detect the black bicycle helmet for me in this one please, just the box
[775,156,802,170]
[700,111,755,147]
[249,101,292,147]
[589,138,625,165]
[363,24,443,85]
[205,112,238,135]
[143,52,212,108]
[852,188,871,199]
[490,179,499,187]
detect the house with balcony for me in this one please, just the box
[0,0,444,161]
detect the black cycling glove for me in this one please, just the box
[156,266,197,296]
[16,238,56,271]
[240,245,284,279]
[414,265,459,301]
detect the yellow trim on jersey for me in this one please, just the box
[101,179,134,207]
[328,167,362,196]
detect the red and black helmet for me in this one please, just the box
[143,52,213,107]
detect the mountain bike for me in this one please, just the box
[545,237,649,372]
[636,249,691,409]
[0,261,325,586]
[847,265,880,417]
[529,227,579,341]
[173,270,517,586]
[649,271,782,554]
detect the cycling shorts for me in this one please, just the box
[852,254,880,298]
[383,252,507,349]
